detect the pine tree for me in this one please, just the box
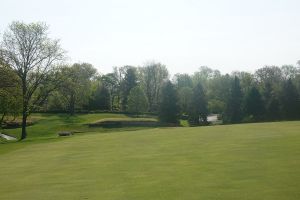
[244,86,265,121]
[281,79,300,119]
[158,81,180,124]
[188,83,208,125]
[89,86,111,110]
[224,77,243,123]
[266,96,280,121]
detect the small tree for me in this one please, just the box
[1,21,65,140]
[127,86,148,114]
[158,81,180,124]
[188,82,208,125]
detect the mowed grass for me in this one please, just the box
[1,121,300,199]
[2,113,154,140]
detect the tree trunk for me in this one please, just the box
[20,110,27,140]
[69,95,75,115]
[111,95,115,111]
[20,78,28,140]
[0,112,6,127]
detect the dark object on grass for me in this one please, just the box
[58,131,73,136]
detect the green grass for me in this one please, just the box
[1,113,155,140]
[94,117,158,123]
[0,120,300,199]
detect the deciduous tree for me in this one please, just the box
[127,86,148,114]
[0,21,65,139]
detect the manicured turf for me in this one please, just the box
[1,121,300,199]
[1,113,155,140]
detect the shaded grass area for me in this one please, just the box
[94,117,158,123]
[0,121,300,199]
[1,113,156,141]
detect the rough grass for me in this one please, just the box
[0,120,300,199]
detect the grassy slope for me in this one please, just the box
[1,121,300,199]
[1,113,152,140]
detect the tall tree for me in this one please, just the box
[89,84,111,111]
[158,81,180,124]
[101,73,119,110]
[192,66,220,88]
[281,65,299,80]
[140,62,169,112]
[173,73,193,88]
[188,83,208,125]
[178,87,193,114]
[206,74,231,114]
[244,87,265,121]
[58,63,96,115]
[224,77,243,123]
[0,21,64,140]
[265,96,280,121]
[121,66,137,111]
[280,79,300,119]
[127,86,149,114]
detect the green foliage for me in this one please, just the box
[224,77,243,123]
[244,86,265,121]
[265,96,281,121]
[208,99,225,114]
[121,66,137,110]
[89,85,111,111]
[56,63,97,114]
[158,81,180,124]
[127,86,149,114]
[101,73,120,110]
[0,64,22,124]
[280,79,300,119]
[178,87,193,114]
[1,21,65,139]
[173,73,193,88]
[140,62,169,112]
[188,82,208,125]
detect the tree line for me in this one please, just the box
[1,21,300,140]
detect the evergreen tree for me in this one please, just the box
[158,81,180,124]
[266,96,280,121]
[188,83,208,125]
[281,79,300,119]
[224,77,243,123]
[244,86,265,121]
[89,86,111,110]
[178,87,193,114]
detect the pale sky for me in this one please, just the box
[1,0,300,75]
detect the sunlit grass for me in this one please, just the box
[1,120,300,199]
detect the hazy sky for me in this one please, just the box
[1,0,300,75]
